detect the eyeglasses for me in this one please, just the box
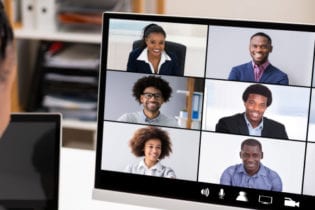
[142,92,162,99]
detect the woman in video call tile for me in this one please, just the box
[220,138,282,192]
[125,126,176,178]
[0,3,16,138]
[126,23,180,76]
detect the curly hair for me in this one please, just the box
[129,126,172,160]
[132,75,172,103]
[242,84,272,107]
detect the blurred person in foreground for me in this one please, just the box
[0,1,16,138]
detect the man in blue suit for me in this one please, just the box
[228,32,288,85]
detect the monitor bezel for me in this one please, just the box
[94,12,315,210]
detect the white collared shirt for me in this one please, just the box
[137,48,171,74]
[125,159,176,178]
[244,113,264,136]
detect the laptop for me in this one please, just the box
[0,113,61,210]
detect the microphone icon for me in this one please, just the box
[218,188,225,199]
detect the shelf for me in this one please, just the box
[62,119,97,131]
[14,28,102,44]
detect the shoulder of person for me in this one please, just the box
[262,164,281,179]
[267,64,288,75]
[129,47,144,57]
[232,61,252,69]
[219,113,243,121]
[161,165,176,178]
[263,116,285,127]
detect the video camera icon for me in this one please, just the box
[284,197,300,207]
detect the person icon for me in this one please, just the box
[0,1,16,138]
[125,126,176,178]
[220,138,282,192]
[236,191,248,202]
[215,83,288,139]
[126,23,181,76]
[228,32,288,85]
[118,75,178,127]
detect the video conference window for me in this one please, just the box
[101,121,200,181]
[96,14,315,209]
[308,89,315,141]
[104,71,204,129]
[202,80,310,141]
[198,132,305,194]
[106,19,208,77]
[304,142,315,195]
[206,26,315,86]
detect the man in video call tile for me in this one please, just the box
[118,75,178,127]
[228,32,289,85]
[220,138,282,192]
[215,84,288,139]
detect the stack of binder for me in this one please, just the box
[28,41,100,121]
[22,0,56,31]
[56,0,131,31]
[20,0,131,32]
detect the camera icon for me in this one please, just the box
[284,197,300,207]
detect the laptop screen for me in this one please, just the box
[94,12,315,209]
[0,113,61,210]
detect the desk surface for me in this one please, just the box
[59,147,161,210]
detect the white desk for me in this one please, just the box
[59,147,161,210]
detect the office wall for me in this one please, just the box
[165,0,315,24]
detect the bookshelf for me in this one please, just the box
[4,0,165,146]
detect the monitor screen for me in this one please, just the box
[0,113,61,210]
[94,12,315,209]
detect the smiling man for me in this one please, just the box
[118,75,178,127]
[220,138,282,192]
[228,32,289,85]
[215,84,288,139]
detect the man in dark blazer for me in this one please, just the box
[228,32,288,85]
[215,84,288,139]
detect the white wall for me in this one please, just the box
[165,0,315,24]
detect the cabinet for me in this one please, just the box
[4,0,165,148]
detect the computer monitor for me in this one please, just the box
[0,113,61,210]
[93,12,315,209]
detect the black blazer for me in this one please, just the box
[126,48,181,76]
[215,113,288,139]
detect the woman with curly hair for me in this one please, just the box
[125,126,176,178]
